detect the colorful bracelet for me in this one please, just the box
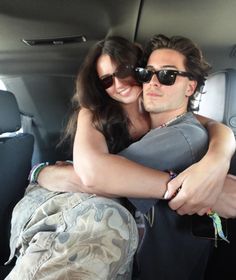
[207,209,229,247]
[28,162,49,184]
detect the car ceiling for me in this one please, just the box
[0,0,236,75]
[0,0,141,75]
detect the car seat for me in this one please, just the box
[0,90,34,278]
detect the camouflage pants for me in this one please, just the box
[6,185,138,280]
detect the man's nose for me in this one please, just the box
[149,73,161,87]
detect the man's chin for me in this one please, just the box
[144,104,166,113]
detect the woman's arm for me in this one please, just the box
[168,114,236,215]
[36,162,119,197]
[39,111,235,217]
[73,108,170,198]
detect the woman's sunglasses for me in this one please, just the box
[134,67,193,86]
[100,65,136,89]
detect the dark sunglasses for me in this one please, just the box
[100,65,135,89]
[135,67,193,86]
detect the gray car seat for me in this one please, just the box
[0,90,34,278]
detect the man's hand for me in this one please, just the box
[167,155,229,215]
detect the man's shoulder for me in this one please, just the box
[173,112,205,130]
[171,112,208,140]
[143,112,207,141]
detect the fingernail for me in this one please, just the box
[164,190,169,199]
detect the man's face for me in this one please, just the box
[143,48,196,114]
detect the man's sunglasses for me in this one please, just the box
[134,67,193,86]
[100,65,136,89]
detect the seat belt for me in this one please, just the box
[224,69,236,174]
[20,113,34,134]
[224,68,236,136]
[20,113,43,165]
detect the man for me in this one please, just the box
[6,35,236,280]
[122,35,236,279]
[120,34,214,279]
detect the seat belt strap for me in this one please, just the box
[224,68,236,136]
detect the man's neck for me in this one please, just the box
[150,108,187,129]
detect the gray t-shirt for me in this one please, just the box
[119,112,208,213]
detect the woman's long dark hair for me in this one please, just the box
[64,36,143,154]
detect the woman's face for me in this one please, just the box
[97,54,142,104]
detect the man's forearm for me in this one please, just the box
[213,174,236,218]
[201,117,235,161]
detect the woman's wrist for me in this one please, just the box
[28,162,49,184]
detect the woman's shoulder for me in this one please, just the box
[79,107,91,115]
[78,107,93,119]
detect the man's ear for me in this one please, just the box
[185,80,197,96]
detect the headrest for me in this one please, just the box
[0,90,21,134]
[195,68,236,136]
[225,69,236,134]
[197,71,226,122]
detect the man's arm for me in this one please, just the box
[212,174,236,218]
[168,115,236,215]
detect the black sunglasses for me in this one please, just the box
[100,65,136,89]
[135,67,193,86]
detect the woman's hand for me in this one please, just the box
[37,161,84,192]
[167,154,230,215]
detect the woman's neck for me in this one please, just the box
[123,100,141,119]
[123,100,151,140]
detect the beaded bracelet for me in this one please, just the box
[28,162,49,184]
[207,209,229,247]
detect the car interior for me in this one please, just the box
[0,0,235,279]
